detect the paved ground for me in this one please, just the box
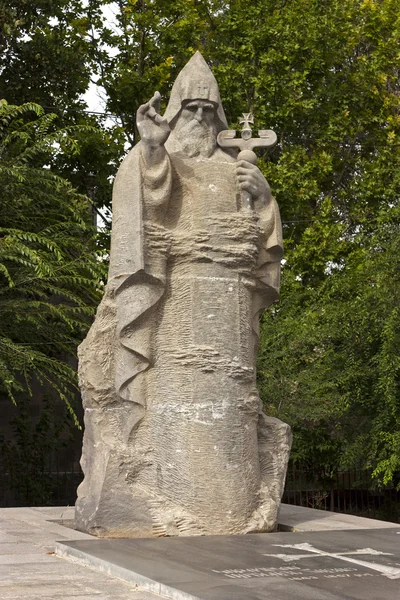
[1,505,398,599]
[58,528,400,600]
[0,506,164,599]
[278,503,399,532]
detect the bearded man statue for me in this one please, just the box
[75,52,291,538]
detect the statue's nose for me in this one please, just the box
[194,107,203,122]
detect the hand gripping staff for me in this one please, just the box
[217,113,277,210]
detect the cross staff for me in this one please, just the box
[217,113,277,210]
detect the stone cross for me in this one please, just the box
[197,82,209,98]
[239,113,254,140]
[217,113,277,210]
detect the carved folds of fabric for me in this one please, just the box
[171,212,262,273]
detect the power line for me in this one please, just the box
[39,106,399,147]
[41,105,122,119]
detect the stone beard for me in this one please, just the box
[173,116,218,158]
[75,52,291,538]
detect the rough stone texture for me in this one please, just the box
[75,51,291,538]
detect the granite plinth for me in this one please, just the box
[57,527,400,600]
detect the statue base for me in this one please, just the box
[75,413,291,538]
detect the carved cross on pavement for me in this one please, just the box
[263,542,400,580]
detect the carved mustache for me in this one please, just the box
[184,119,209,132]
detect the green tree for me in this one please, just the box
[2,0,399,491]
[258,200,400,486]
[0,0,125,224]
[0,100,106,415]
[0,0,91,110]
[90,0,400,485]
[234,0,400,486]
[85,0,224,144]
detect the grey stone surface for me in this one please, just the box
[76,51,291,538]
[0,506,166,600]
[57,527,400,600]
[278,503,400,532]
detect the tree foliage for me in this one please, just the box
[84,0,400,485]
[0,0,125,223]
[0,0,91,109]
[0,100,106,418]
[258,200,400,485]
[1,0,399,488]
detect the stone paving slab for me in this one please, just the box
[57,528,400,600]
[0,542,44,555]
[0,507,167,599]
[0,553,55,565]
[0,586,160,599]
[2,505,399,600]
[278,503,399,532]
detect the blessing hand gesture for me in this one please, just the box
[137,91,171,147]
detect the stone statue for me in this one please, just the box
[75,52,291,538]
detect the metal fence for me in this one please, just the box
[0,448,83,508]
[1,456,399,524]
[282,464,400,523]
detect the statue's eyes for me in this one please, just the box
[186,104,214,112]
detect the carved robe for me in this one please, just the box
[75,52,291,538]
[75,143,291,537]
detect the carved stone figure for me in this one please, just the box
[75,52,291,538]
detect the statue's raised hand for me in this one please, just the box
[137,91,171,147]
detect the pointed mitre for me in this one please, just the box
[164,51,228,131]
